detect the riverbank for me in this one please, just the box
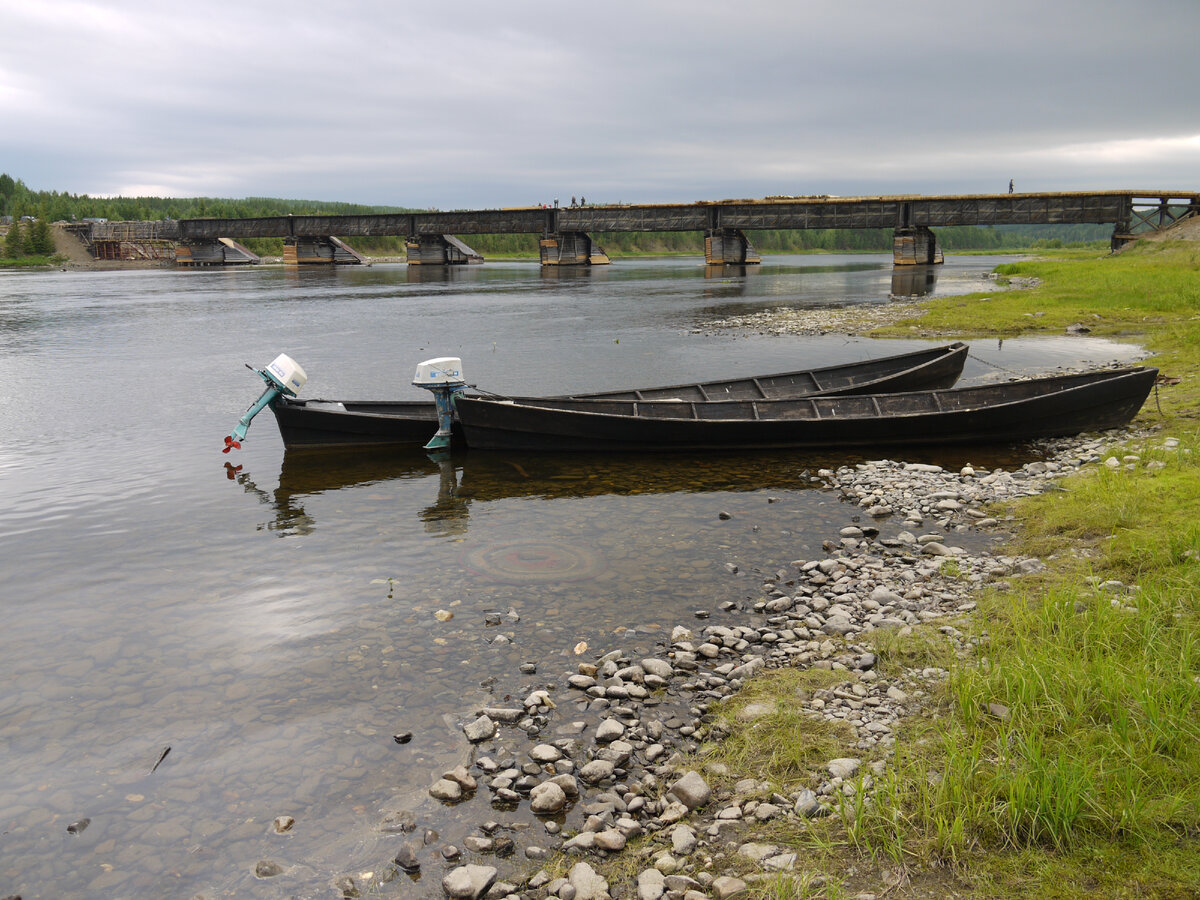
[355,240,1197,900]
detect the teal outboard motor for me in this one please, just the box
[412,357,466,451]
[224,354,307,452]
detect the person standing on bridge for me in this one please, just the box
[1009,179,1014,193]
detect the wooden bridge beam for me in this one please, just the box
[539,232,610,266]
[406,234,483,265]
[174,238,258,266]
[704,228,761,265]
[283,236,366,265]
[893,226,943,266]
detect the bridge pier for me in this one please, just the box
[406,234,483,265]
[539,232,610,266]
[283,236,366,265]
[175,238,259,267]
[705,229,761,265]
[893,226,943,266]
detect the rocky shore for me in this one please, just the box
[273,426,1165,900]
[692,272,1040,337]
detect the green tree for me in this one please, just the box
[4,221,25,258]
[29,219,55,255]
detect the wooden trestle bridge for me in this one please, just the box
[67,190,1199,267]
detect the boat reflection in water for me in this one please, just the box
[225,446,854,538]
[891,265,939,298]
[223,428,1070,540]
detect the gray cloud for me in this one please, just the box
[1,0,1196,206]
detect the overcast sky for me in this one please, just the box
[2,0,1197,208]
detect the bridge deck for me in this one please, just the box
[163,190,1196,241]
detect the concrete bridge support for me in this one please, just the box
[705,229,761,265]
[539,232,610,266]
[406,234,483,265]
[283,236,366,265]
[893,226,943,266]
[175,238,259,266]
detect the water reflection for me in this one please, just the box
[421,454,470,536]
[703,263,758,279]
[890,264,939,297]
[539,265,610,282]
[226,447,840,537]
[225,441,1072,541]
[405,263,479,283]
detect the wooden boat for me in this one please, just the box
[268,342,968,449]
[454,366,1159,452]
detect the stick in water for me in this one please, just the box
[149,745,171,774]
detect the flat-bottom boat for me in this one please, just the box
[267,342,968,449]
[454,366,1159,452]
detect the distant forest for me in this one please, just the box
[0,172,1112,259]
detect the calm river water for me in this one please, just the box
[0,255,1145,898]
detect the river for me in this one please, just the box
[0,255,1145,898]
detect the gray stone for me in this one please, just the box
[594,829,626,851]
[670,824,697,855]
[480,707,524,724]
[254,860,283,878]
[640,658,674,679]
[271,815,294,834]
[444,765,477,790]
[668,771,710,810]
[737,842,779,861]
[463,715,496,743]
[442,864,498,900]
[638,868,666,900]
[430,778,462,801]
[562,831,596,853]
[712,876,748,899]
[793,789,821,818]
[529,743,563,763]
[827,757,861,779]
[550,773,580,797]
[530,781,568,814]
[569,862,610,900]
[821,616,856,636]
[394,841,421,872]
[579,759,615,784]
[595,719,624,743]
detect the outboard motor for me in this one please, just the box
[223,354,307,452]
[412,357,466,451]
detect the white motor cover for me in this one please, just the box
[265,353,308,395]
[413,357,465,386]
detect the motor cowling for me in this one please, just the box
[224,354,308,452]
[413,357,466,451]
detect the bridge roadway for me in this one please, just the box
[170,191,1196,240]
[151,190,1198,266]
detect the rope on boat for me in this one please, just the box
[966,351,1027,379]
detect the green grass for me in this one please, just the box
[702,240,1200,898]
[699,667,858,786]
[0,254,63,267]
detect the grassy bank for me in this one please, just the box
[703,241,1200,898]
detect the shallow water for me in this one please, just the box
[0,255,1146,898]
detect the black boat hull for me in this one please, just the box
[266,343,968,449]
[455,367,1159,452]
